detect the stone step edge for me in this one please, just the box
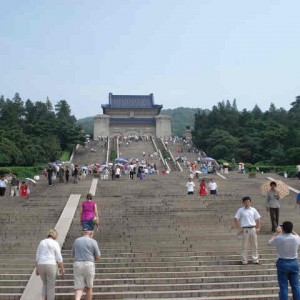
[1,278,278,291]
[52,286,278,295]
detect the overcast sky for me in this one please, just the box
[1,0,299,119]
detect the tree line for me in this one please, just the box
[192,97,300,165]
[0,93,85,166]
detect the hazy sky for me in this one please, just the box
[1,0,299,119]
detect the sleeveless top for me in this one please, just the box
[81,201,96,221]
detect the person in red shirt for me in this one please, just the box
[199,180,207,196]
[20,181,29,197]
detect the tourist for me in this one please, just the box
[268,221,300,300]
[296,165,300,180]
[35,229,64,300]
[296,192,300,214]
[115,165,121,178]
[102,167,109,180]
[20,181,29,197]
[65,166,70,183]
[10,174,19,197]
[140,170,145,180]
[58,166,65,183]
[72,230,101,300]
[0,176,7,196]
[265,181,280,232]
[234,196,261,265]
[111,167,115,180]
[46,165,53,186]
[208,179,217,195]
[80,193,99,231]
[186,178,195,195]
[73,165,79,184]
[129,163,135,179]
[199,179,207,196]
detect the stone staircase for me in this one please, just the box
[1,140,300,299]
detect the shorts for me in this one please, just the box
[210,190,217,195]
[188,191,194,195]
[82,220,94,231]
[74,261,95,289]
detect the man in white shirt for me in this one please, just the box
[234,196,261,265]
[186,178,195,195]
[208,179,217,195]
[269,221,300,300]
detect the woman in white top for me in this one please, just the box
[35,229,64,300]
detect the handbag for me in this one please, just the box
[92,216,99,225]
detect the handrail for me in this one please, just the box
[116,136,120,158]
[106,137,110,164]
[160,138,181,171]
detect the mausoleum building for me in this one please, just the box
[93,93,171,139]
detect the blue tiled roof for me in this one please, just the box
[110,118,156,124]
[102,93,163,110]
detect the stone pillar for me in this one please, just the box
[93,115,110,140]
[185,126,192,140]
[155,115,172,138]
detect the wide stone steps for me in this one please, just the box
[1,138,300,299]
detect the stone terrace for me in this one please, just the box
[1,141,300,299]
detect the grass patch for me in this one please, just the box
[60,151,71,162]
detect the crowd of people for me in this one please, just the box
[0,174,30,198]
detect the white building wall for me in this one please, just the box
[93,115,110,139]
[155,115,172,138]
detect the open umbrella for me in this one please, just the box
[115,157,128,163]
[200,157,215,162]
[25,178,37,184]
[261,180,289,199]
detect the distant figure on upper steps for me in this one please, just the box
[186,178,195,195]
[199,180,207,196]
[208,179,218,196]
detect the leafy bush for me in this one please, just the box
[0,165,45,179]
[110,149,117,161]
[61,151,71,162]
[161,149,169,159]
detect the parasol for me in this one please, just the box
[115,157,128,163]
[261,180,289,199]
[25,178,37,184]
[200,157,215,162]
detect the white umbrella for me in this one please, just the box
[25,178,37,184]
